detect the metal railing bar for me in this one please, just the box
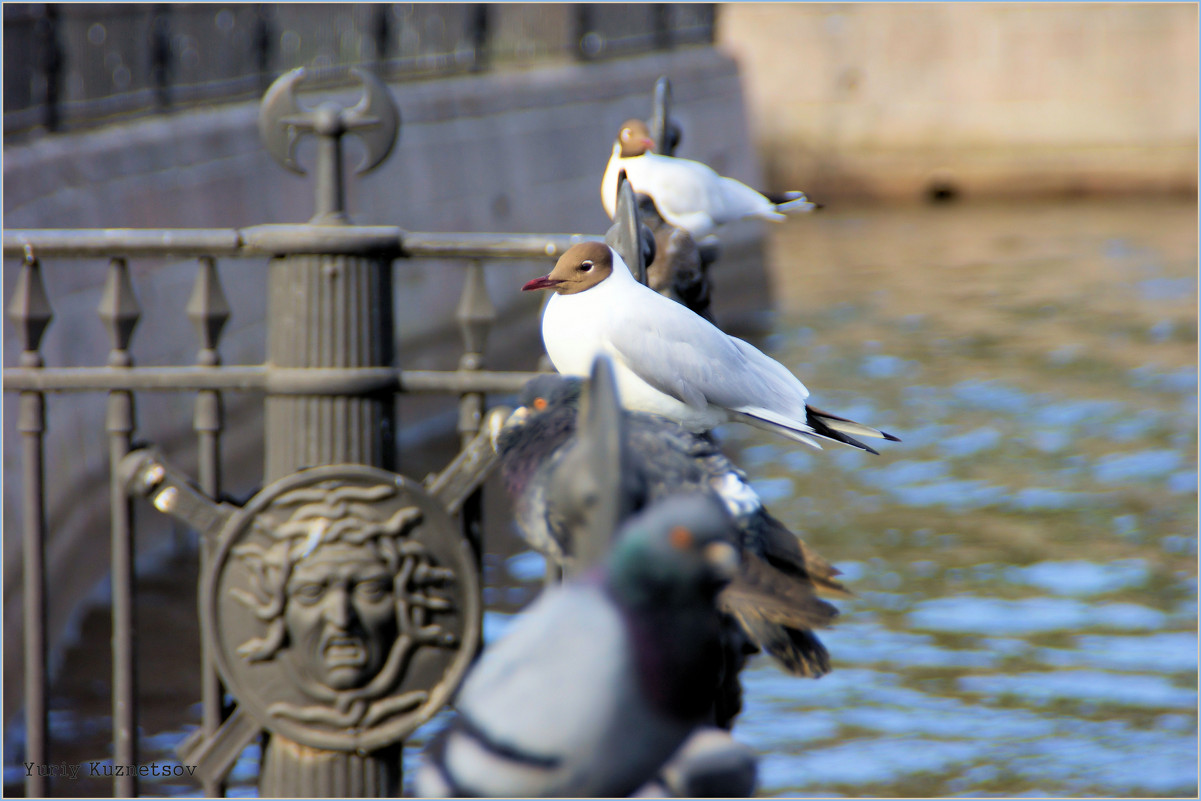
[190,257,228,798]
[4,229,602,260]
[99,257,140,796]
[399,231,602,260]
[3,230,244,257]
[10,248,52,796]
[4,366,548,395]
[108,390,139,797]
[19,390,48,798]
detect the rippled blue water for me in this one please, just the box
[694,199,1198,796]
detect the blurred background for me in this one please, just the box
[4,3,1197,797]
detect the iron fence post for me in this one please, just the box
[257,67,405,798]
[150,4,172,110]
[187,257,231,797]
[34,3,62,132]
[98,257,142,797]
[9,246,51,797]
[456,260,494,562]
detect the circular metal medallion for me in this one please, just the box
[203,464,480,753]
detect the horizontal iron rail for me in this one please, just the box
[3,228,601,260]
[2,366,548,395]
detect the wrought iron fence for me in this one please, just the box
[4,2,715,138]
[1,60,665,796]
[2,223,609,797]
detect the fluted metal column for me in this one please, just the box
[257,67,402,798]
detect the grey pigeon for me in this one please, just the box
[414,494,740,798]
[631,727,758,798]
[496,374,849,681]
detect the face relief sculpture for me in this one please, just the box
[206,466,480,752]
[283,541,399,692]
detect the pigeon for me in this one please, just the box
[496,374,849,679]
[601,118,817,239]
[631,727,758,798]
[414,494,740,798]
[522,241,899,453]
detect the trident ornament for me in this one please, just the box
[259,67,400,224]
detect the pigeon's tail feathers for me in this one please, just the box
[729,610,832,678]
[719,550,840,678]
[806,405,900,454]
[757,513,853,598]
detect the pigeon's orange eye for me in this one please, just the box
[533,397,548,411]
[669,526,693,550]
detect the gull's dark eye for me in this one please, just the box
[580,260,593,272]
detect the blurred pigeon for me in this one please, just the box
[496,374,849,679]
[601,118,817,239]
[414,494,740,798]
[631,727,758,798]
[522,242,899,453]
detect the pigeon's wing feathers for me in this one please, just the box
[456,584,630,759]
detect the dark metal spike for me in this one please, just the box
[604,171,651,284]
[547,354,633,573]
[648,76,681,156]
[7,245,53,355]
[186,257,231,357]
[575,354,630,569]
[97,258,141,358]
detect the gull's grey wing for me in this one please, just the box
[606,289,810,418]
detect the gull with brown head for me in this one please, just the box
[523,242,899,453]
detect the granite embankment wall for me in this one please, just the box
[2,46,769,721]
[719,3,1199,200]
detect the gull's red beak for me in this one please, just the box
[522,275,562,292]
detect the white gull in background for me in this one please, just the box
[522,242,899,453]
[601,118,817,239]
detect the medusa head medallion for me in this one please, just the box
[203,465,480,752]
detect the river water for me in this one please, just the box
[7,197,1197,797]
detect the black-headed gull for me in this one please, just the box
[414,494,739,798]
[496,374,848,679]
[601,118,817,239]
[522,242,899,453]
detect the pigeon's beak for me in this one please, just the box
[643,138,656,151]
[504,405,532,429]
[522,275,562,292]
[702,541,740,582]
